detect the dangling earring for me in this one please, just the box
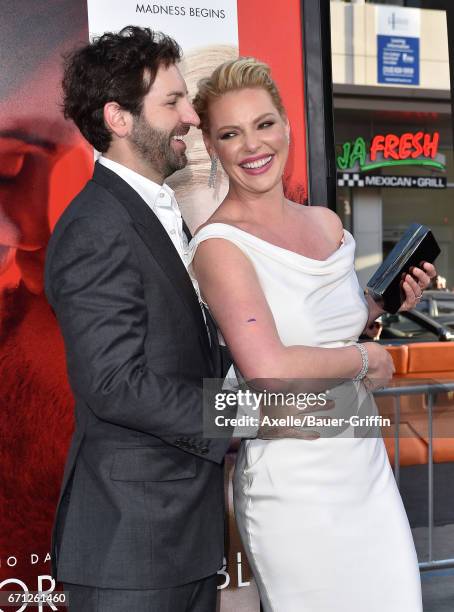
[208,156,218,188]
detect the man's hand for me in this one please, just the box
[256,393,335,440]
[363,320,383,341]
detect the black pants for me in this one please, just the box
[63,574,219,612]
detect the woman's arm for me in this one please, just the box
[193,238,391,386]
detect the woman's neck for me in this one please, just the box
[222,181,289,226]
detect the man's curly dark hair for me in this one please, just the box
[62,26,182,152]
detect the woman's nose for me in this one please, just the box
[243,131,260,152]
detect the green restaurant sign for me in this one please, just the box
[337,131,445,172]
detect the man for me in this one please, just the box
[45,26,231,611]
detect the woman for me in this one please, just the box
[189,58,434,611]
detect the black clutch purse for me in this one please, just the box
[367,223,440,314]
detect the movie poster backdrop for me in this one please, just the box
[0,1,307,610]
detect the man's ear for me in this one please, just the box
[103,102,132,139]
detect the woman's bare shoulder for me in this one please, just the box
[292,203,343,241]
[297,203,341,223]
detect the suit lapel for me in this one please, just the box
[92,162,209,339]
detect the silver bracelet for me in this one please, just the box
[352,342,369,381]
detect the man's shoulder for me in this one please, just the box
[44,180,136,301]
[45,180,134,280]
[52,179,128,238]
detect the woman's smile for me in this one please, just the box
[239,153,274,175]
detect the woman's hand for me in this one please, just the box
[362,342,395,390]
[399,262,437,312]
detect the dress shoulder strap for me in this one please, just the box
[188,222,253,266]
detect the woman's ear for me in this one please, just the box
[103,102,132,139]
[202,132,215,159]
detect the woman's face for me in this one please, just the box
[205,87,289,196]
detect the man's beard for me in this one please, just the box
[130,113,187,179]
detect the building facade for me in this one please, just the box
[330,0,453,287]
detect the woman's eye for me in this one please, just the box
[258,121,274,129]
[167,100,177,107]
[219,132,236,140]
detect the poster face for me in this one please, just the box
[1,2,307,610]
[0,0,92,597]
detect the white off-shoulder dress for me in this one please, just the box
[189,222,422,612]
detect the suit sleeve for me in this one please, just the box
[45,215,231,463]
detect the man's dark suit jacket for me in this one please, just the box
[44,161,232,589]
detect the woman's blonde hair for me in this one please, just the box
[193,57,285,133]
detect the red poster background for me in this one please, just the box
[0,1,92,593]
[0,1,307,606]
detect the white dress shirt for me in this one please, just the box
[99,156,190,267]
[98,156,211,347]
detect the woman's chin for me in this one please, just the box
[239,172,284,195]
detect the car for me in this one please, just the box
[413,290,454,332]
[414,290,454,319]
[376,309,454,345]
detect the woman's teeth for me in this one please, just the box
[172,135,185,141]
[241,155,272,169]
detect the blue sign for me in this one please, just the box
[377,35,419,86]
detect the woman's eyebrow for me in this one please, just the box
[217,113,276,132]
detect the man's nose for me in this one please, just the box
[180,99,200,128]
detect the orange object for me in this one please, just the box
[385,344,409,375]
[380,343,454,466]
